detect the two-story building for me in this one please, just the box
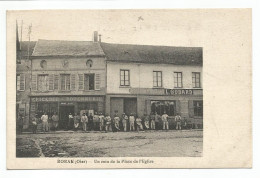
[28,36,106,129]
[101,43,203,127]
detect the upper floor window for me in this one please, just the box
[86,59,93,68]
[40,60,47,69]
[84,73,95,90]
[60,74,70,91]
[174,72,183,88]
[120,69,130,86]
[38,74,48,91]
[153,71,162,87]
[192,72,201,88]
[17,74,25,91]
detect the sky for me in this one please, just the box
[13,9,206,47]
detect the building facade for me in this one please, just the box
[16,31,203,130]
[101,43,203,128]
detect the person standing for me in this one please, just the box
[136,116,143,131]
[105,114,112,132]
[88,113,94,131]
[175,113,182,130]
[155,112,160,130]
[31,114,38,134]
[93,112,100,131]
[68,113,74,130]
[99,112,105,131]
[81,113,88,132]
[52,112,59,131]
[17,114,24,134]
[73,113,80,131]
[150,112,155,130]
[122,113,128,132]
[161,112,169,130]
[114,113,120,132]
[41,112,49,133]
[129,113,135,131]
[143,114,150,130]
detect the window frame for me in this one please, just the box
[84,73,95,91]
[120,69,130,87]
[37,74,49,92]
[153,71,163,88]
[60,74,71,91]
[192,72,201,88]
[174,72,183,88]
[16,74,21,91]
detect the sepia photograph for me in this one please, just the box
[6,8,252,169]
[15,10,203,158]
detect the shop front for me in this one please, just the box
[30,96,104,130]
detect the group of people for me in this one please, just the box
[18,111,184,134]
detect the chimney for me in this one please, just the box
[99,34,101,43]
[93,31,98,42]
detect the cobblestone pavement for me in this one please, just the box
[16,130,203,157]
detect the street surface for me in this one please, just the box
[16,130,203,157]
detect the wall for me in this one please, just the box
[107,61,203,94]
[31,57,106,96]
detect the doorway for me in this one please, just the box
[59,106,74,130]
[124,98,137,116]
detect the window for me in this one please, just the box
[38,74,48,91]
[174,72,183,88]
[86,59,93,68]
[194,101,203,117]
[120,70,130,86]
[151,101,176,116]
[16,74,25,91]
[84,74,95,90]
[40,60,47,69]
[153,71,162,87]
[60,74,70,91]
[192,72,201,88]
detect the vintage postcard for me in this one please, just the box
[7,9,252,169]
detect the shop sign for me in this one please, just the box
[31,96,103,102]
[60,102,74,105]
[165,89,193,95]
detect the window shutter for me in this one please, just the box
[49,74,54,90]
[95,73,101,90]
[31,74,37,91]
[188,100,194,118]
[71,74,76,90]
[54,74,59,90]
[78,74,84,90]
[20,74,25,91]
[176,100,181,115]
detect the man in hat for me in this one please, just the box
[41,112,49,133]
[31,114,38,134]
[122,113,128,132]
[73,113,80,131]
[99,112,105,131]
[114,113,120,132]
[52,112,59,131]
[154,112,160,130]
[105,113,112,132]
[88,112,94,131]
[129,113,135,131]
[136,115,143,131]
[81,113,88,132]
[150,112,155,130]
[93,112,100,131]
[143,113,150,130]
[175,113,182,130]
[161,111,169,130]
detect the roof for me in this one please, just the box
[32,39,105,57]
[19,41,37,57]
[100,43,203,66]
